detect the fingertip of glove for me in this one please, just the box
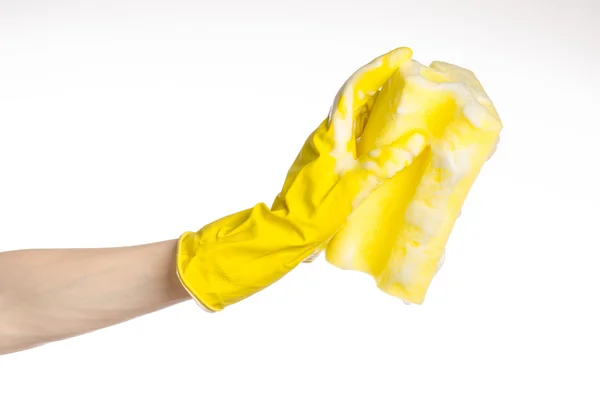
[382,47,413,69]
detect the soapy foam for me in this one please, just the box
[401,60,501,131]
[325,53,502,303]
[406,134,426,156]
[381,60,499,290]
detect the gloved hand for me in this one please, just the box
[176,47,414,311]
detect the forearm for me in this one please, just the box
[0,239,190,355]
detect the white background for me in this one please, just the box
[1,0,599,406]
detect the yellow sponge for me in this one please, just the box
[324,57,503,304]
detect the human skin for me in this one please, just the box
[0,239,190,355]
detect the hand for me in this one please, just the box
[176,47,414,311]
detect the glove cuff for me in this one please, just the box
[175,231,218,313]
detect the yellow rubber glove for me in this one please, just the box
[176,47,414,312]
[325,57,503,304]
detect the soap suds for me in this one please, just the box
[327,54,502,301]
[405,201,445,239]
[399,60,502,131]
[406,134,426,156]
[369,149,381,158]
[351,175,380,209]
[362,160,382,175]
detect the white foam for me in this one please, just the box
[406,134,426,156]
[369,149,381,158]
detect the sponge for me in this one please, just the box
[324,56,503,304]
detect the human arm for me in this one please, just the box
[0,46,413,354]
[0,239,189,355]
